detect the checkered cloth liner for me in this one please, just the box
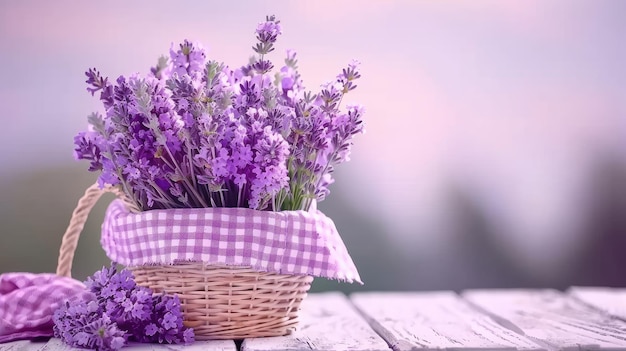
[0,273,86,343]
[101,200,362,283]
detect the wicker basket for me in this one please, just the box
[56,184,313,340]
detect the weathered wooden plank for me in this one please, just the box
[35,338,236,351]
[38,339,80,351]
[351,291,542,351]
[124,340,237,351]
[0,340,30,351]
[242,292,389,351]
[463,289,626,351]
[569,287,626,319]
[0,340,49,351]
[0,340,38,351]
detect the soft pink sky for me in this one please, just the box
[1,0,625,278]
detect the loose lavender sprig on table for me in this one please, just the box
[53,299,126,351]
[53,265,194,351]
[74,15,364,212]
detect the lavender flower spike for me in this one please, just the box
[253,15,282,55]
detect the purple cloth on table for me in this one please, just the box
[101,199,362,283]
[0,273,85,343]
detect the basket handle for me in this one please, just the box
[56,183,138,278]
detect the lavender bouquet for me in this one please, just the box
[74,15,364,212]
[54,265,194,351]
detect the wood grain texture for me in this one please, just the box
[9,338,237,351]
[242,292,389,351]
[123,340,237,351]
[0,341,30,351]
[0,340,49,351]
[351,291,542,351]
[122,340,237,351]
[569,287,626,320]
[463,289,626,351]
[38,339,80,351]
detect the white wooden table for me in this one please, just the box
[2,288,626,351]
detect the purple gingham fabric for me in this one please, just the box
[101,200,362,283]
[0,273,86,343]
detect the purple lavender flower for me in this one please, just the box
[328,104,365,164]
[134,294,194,345]
[86,264,136,296]
[74,130,104,171]
[85,68,114,109]
[271,50,305,111]
[337,60,361,93]
[253,15,281,55]
[256,19,281,44]
[53,299,127,351]
[314,173,335,202]
[74,15,364,211]
[55,265,195,349]
[236,77,263,111]
[249,124,290,210]
[109,286,153,326]
[252,59,274,75]
[85,264,152,326]
[80,314,127,351]
[170,40,207,79]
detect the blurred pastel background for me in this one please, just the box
[1,0,625,292]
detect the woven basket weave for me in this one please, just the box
[56,184,313,340]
